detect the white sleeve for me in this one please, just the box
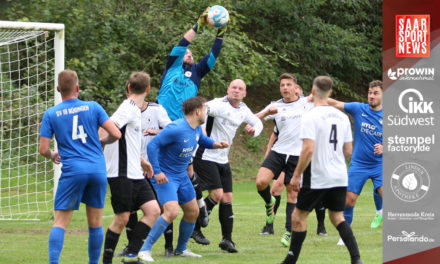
[110,103,134,129]
[206,99,223,117]
[299,114,315,140]
[158,105,171,128]
[245,108,263,137]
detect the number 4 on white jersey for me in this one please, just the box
[72,115,88,143]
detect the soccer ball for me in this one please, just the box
[206,5,229,28]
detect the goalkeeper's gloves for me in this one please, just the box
[216,24,228,38]
[193,7,209,32]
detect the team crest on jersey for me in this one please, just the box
[379,119,383,125]
[184,71,192,78]
[196,134,200,141]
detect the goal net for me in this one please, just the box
[0,21,64,220]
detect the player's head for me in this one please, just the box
[127,71,150,95]
[295,84,304,97]
[312,76,333,99]
[57,69,79,97]
[183,49,194,65]
[183,96,207,124]
[227,79,247,103]
[279,73,298,101]
[368,80,383,109]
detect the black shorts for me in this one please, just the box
[296,187,346,212]
[108,177,157,214]
[261,151,311,185]
[193,157,232,193]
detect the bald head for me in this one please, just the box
[227,79,247,106]
[58,69,78,96]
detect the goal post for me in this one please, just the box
[0,21,64,220]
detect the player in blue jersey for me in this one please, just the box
[138,97,228,261]
[328,80,383,240]
[156,7,228,250]
[157,8,226,121]
[39,70,121,264]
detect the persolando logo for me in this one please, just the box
[387,230,435,243]
[387,67,435,81]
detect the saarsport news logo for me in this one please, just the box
[387,67,435,81]
[387,230,435,243]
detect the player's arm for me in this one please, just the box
[197,130,229,149]
[327,98,345,112]
[244,111,263,137]
[39,137,60,164]
[343,142,353,162]
[256,105,278,120]
[290,139,314,192]
[141,156,154,179]
[99,120,121,145]
[374,143,383,155]
[264,132,277,158]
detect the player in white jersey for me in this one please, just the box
[281,76,362,264]
[191,79,263,252]
[115,99,173,258]
[255,73,313,246]
[102,72,161,264]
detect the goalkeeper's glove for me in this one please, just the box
[193,7,209,32]
[216,24,228,38]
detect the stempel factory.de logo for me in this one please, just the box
[396,15,430,57]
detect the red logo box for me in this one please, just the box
[395,15,430,57]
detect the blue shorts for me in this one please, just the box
[150,173,196,206]
[347,163,382,195]
[54,173,107,210]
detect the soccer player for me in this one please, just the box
[281,76,362,264]
[102,72,161,264]
[156,8,228,245]
[255,73,313,247]
[327,80,383,244]
[138,96,229,261]
[157,7,226,121]
[114,96,172,258]
[39,70,121,264]
[191,79,263,252]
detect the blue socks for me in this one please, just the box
[175,219,195,253]
[373,190,383,211]
[140,216,170,252]
[88,226,103,264]
[344,205,354,225]
[49,226,65,264]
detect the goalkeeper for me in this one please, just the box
[156,7,227,254]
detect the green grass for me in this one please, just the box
[0,180,381,263]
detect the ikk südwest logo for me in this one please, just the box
[396,15,430,57]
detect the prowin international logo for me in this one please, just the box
[398,88,433,114]
[387,67,435,81]
[391,162,430,202]
[387,231,435,243]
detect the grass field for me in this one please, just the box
[0,180,381,263]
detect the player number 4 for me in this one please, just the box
[329,124,337,151]
[72,115,88,143]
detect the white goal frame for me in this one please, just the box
[0,21,64,220]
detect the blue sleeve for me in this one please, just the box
[147,124,179,174]
[39,111,53,138]
[197,128,215,149]
[94,102,109,126]
[165,38,191,71]
[344,102,361,116]
[196,38,223,78]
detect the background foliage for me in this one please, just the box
[0,0,382,112]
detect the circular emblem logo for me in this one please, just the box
[184,71,192,78]
[391,162,430,202]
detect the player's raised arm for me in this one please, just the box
[328,97,345,112]
[244,111,263,137]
